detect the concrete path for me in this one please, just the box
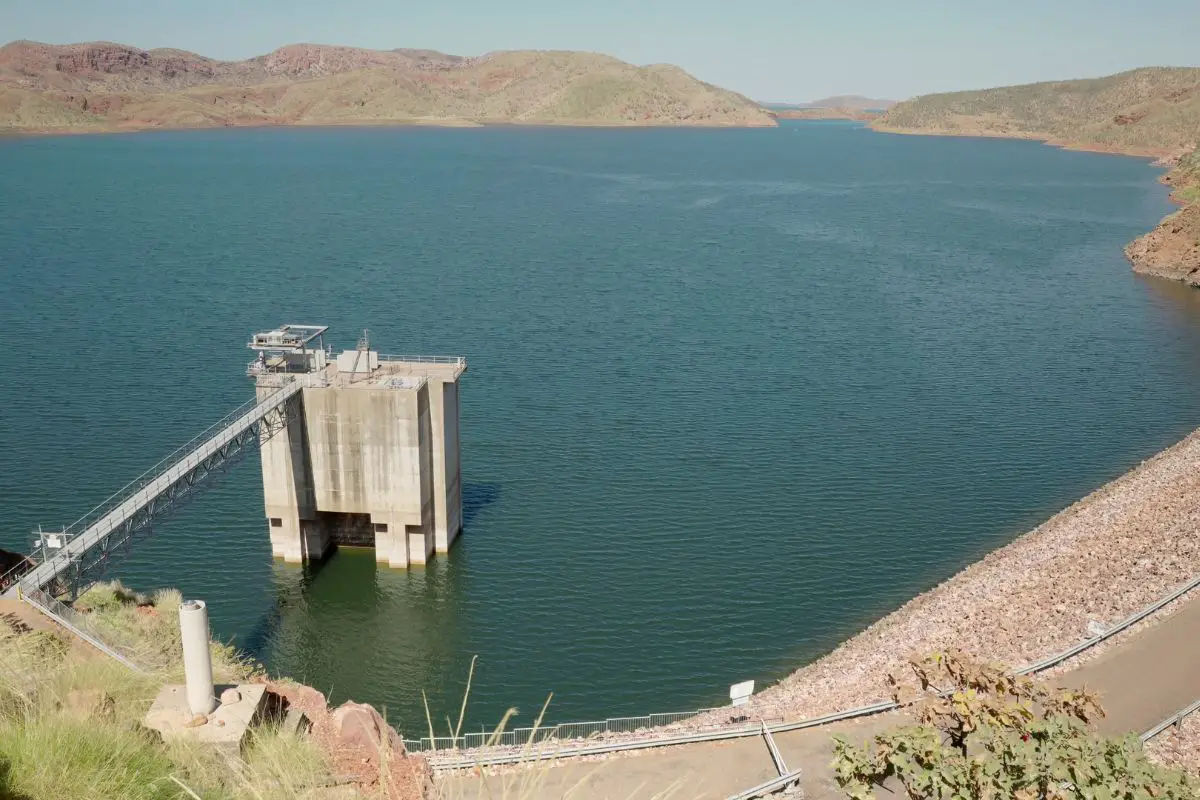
[1061,596,1200,737]
[442,593,1200,800]
[0,598,59,636]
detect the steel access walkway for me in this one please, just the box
[3,376,310,600]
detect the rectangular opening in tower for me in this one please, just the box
[315,511,376,548]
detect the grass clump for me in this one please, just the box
[0,714,179,800]
[160,724,334,800]
[0,583,339,800]
[75,582,257,682]
[242,725,331,794]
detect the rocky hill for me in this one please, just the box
[0,40,775,131]
[875,67,1200,155]
[1126,147,1200,284]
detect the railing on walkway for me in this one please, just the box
[428,572,1200,769]
[402,708,716,752]
[0,558,33,595]
[378,354,465,366]
[20,587,147,673]
[14,378,308,597]
[1141,698,1200,743]
[57,394,262,545]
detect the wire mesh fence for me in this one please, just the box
[402,708,716,752]
[20,587,148,672]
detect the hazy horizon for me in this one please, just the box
[4,0,1199,102]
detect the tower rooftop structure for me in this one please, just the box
[248,325,329,352]
[248,325,466,568]
[247,324,330,377]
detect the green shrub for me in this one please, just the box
[832,651,1196,799]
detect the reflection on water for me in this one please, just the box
[1139,273,1200,319]
[263,549,469,734]
[462,483,502,528]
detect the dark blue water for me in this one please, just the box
[1,121,1196,736]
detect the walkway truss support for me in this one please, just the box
[5,378,310,602]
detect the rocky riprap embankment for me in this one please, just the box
[668,426,1200,727]
[1147,713,1200,778]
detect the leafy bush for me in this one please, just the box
[832,651,1197,799]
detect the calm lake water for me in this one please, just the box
[1,121,1198,735]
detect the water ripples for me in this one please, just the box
[0,123,1198,734]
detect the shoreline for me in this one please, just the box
[868,123,1175,159]
[870,122,1200,288]
[691,122,1198,731]
[0,115,777,140]
[683,423,1200,726]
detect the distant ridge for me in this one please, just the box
[805,95,896,110]
[764,95,896,111]
[0,40,775,131]
[875,67,1200,154]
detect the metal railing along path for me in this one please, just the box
[428,572,1200,770]
[11,378,309,597]
[0,557,34,596]
[403,709,718,752]
[1141,698,1200,743]
[726,767,805,800]
[19,588,146,673]
[378,354,466,366]
[1017,572,1200,675]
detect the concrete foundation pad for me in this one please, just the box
[144,684,267,750]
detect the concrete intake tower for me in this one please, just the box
[248,325,466,568]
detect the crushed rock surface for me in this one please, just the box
[683,428,1200,726]
[1146,712,1200,778]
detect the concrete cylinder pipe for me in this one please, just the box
[179,599,216,716]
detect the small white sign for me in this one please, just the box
[46,535,62,549]
[729,679,755,707]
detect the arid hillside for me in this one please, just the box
[1126,146,1200,283]
[0,40,775,131]
[876,67,1200,154]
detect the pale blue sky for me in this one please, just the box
[4,0,1199,102]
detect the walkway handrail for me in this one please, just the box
[726,767,804,800]
[18,378,307,593]
[20,587,145,673]
[429,573,1200,767]
[0,556,34,594]
[1141,698,1200,743]
[56,394,262,542]
[378,354,465,366]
